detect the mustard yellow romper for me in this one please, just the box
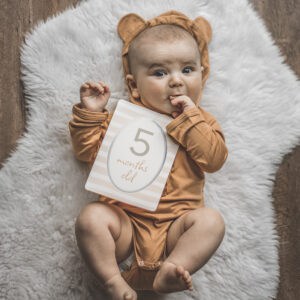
[69,101,228,290]
[69,10,228,291]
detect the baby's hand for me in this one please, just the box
[169,95,196,118]
[80,81,111,112]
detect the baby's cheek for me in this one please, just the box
[141,79,158,94]
[150,82,165,95]
[190,85,203,103]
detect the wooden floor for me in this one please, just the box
[0,1,299,299]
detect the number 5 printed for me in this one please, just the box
[130,128,154,156]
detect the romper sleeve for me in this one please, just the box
[166,106,228,173]
[68,103,112,165]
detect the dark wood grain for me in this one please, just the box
[250,1,300,299]
[0,1,299,299]
[250,0,300,78]
[272,147,300,300]
[0,0,78,168]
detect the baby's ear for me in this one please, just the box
[117,13,146,42]
[125,74,140,99]
[193,16,212,44]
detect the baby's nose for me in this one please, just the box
[169,75,183,87]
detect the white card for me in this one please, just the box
[85,99,179,211]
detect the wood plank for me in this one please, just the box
[250,1,300,299]
[271,147,300,300]
[250,0,300,76]
[0,0,78,168]
[0,0,29,166]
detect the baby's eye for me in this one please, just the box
[182,66,194,73]
[153,70,167,77]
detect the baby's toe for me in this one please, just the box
[124,292,134,300]
[183,270,190,280]
[176,266,185,277]
[187,279,193,289]
[177,266,185,276]
[183,271,193,288]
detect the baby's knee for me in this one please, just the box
[203,208,225,238]
[75,201,121,237]
[189,207,226,237]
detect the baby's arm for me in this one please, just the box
[166,106,228,173]
[68,81,111,164]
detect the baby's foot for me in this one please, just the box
[153,261,193,294]
[104,273,137,300]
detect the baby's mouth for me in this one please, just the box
[168,94,183,100]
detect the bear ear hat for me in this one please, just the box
[193,16,212,44]
[117,11,212,47]
[117,13,146,43]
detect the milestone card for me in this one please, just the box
[85,99,179,211]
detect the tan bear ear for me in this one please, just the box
[193,16,212,43]
[117,13,146,42]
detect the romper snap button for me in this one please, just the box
[138,260,144,267]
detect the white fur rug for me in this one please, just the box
[1,0,300,299]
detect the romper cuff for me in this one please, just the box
[166,107,205,133]
[72,103,109,122]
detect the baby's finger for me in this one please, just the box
[170,95,184,101]
[99,81,110,92]
[84,81,99,91]
[169,95,180,103]
[87,81,97,89]
[98,81,107,87]
[170,95,193,109]
[170,98,183,108]
[94,82,105,94]
[81,83,89,89]
[171,111,181,118]
[80,83,90,92]
[88,82,103,94]
[86,81,95,87]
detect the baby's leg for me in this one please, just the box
[75,201,137,300]
[153,207,225,294]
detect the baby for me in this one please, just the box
[69,11,228,300]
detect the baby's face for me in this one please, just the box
[126,36,203,115]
